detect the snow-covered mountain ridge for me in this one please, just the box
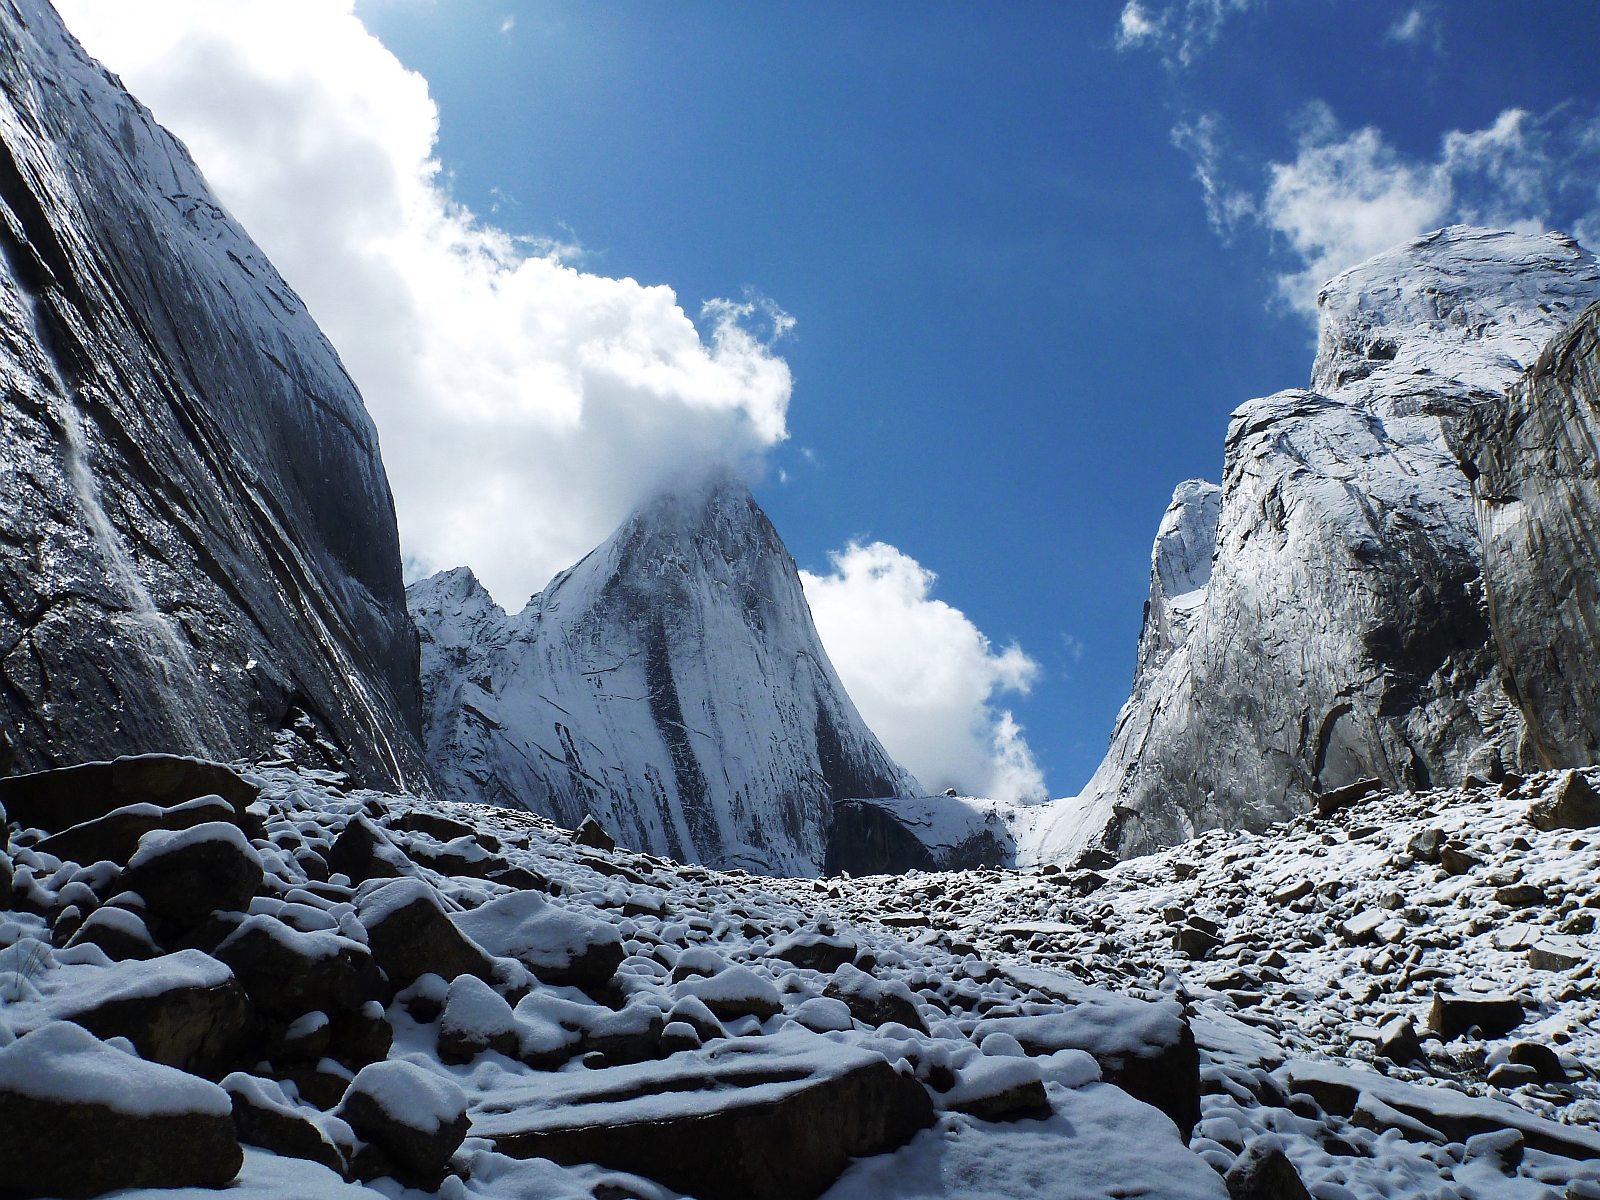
[1030,227,1600,865]
[410,474,918,877]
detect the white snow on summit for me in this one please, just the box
[410,473,918,877]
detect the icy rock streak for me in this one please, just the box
[1040,227,1600,863]
[410,474,917,876]
[0,1,426,786]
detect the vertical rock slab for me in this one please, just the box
[1449,301,1600,769]
[1039,227,1600,863]
[0,1,424,788]
[410,473,917,875]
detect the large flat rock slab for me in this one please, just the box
[473,1029,935,1200]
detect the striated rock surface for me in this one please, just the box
[0,1,424,787]
[409,473,916,876]
[1037,227,1600,862]
[1448,301,1600,769]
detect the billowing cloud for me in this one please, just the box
[57,0,793,607]
[800,543,1046,804]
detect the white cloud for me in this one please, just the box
[1114,0,1252,68]
[57,0,792,607]
[799,543,1046,804]
[1171,113,1256,236]
[1259,103,1600,313]
[1384,7,1442,50]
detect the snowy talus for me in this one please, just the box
[0,1,426,787]
[1029,227,1600,864]
[409,474,918,876]
[1449,299,1600,770]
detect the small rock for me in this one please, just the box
[1527,940,1586,972]
[665,994,727,1043]
[659,1021,701,1054]
[0,1022,242,1198]
[770,932,857,972]
[1494,883,1547,908]
[675,965,784,1021]
[1507,1041,1567,1083]
[65,905,160,961]
[326,816,413,885]
[1487,1062,1540,1089]
[336,1060,471,1189]
[1406,828,1444,864]
[1271,880,1314,906]
[824,962,928,1033]
[941,1055,1050,1122]
[327,1002,394,1071]
[222,1072,352,1176]
[1439,845,1482,876]
[392,811,477,843]
[213,914,386,1019]
[121,823,263,930]
[574,815,616,852]
[1428,992,1524,1041]
[1377,1016,1423,1066]
[275,1058,355,1110]
[1176,926,1221,959]
[1464,1128,1524,1173]
[1315,778,1382,818]
[437,974,521,1064]
[1527,770,1600,831]
[1223,1137,1311,1200]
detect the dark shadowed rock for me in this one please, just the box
[327,815,413,885]
[1429,992,1524,1040]
[54,950,252,1077]
[771,932,858,973]
[223,1072,351,1177]
[121,822,263,929]
[64,904,159,961]
[37,794,236,867]
[1507,1041,1567,1083]
[575,815,617,852]
[327,1001,394,1071]
[336,1060,471,1190]
[476,1035,935,1200]
[824,963,928,1034]
[0,1022,242,1198]
[213,914,386,1019]
[1225,1138,1312,1200]
[0,756,259,835]
[358,878,495,990]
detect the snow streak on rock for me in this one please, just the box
[1037,227,1600,864]
[0,0,425,787]
[409,474,918,876]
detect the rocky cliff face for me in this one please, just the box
[1036,227,1600,863]
[0,2,426,787]
[1449,300,1600,770]
[409,474,918,876]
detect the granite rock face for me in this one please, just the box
[1448,301,1600,769]
[0,1,425,788]
[1040,227,1600,862]
[410,474,917,876]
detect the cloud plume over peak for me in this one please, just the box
[800,542,1046,804]
[58,0,793,607]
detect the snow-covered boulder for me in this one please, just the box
[409,473,918,876]
[451,890,624,990]
[335,1059,471,1188]
[356,878,495,990]
[0,1021,242,1196]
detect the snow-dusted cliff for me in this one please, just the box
[1033,227,1600,864]
[409,474,919,876]
[0,1,425,785]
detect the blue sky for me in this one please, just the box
[61,0,1600,799]
[346,0,1600,795]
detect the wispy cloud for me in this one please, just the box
[1384,6,1442,52]
[1166,98,1600,316]
[499,14,514,35]
[1114,0,1254,69]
